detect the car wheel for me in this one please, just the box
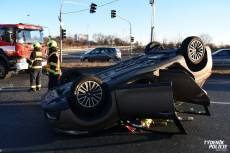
[69,76,112,127]
[145,41,164,54]
[60,69,82,85]
[83,58,88,62]
[180,36,207,71]
[88,59,93,62]
[0,61,7,79]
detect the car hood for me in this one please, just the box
[41,82,72,111]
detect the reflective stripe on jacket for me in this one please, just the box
[29,51,43,69]
[47,52,61,75]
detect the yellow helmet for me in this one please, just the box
[47,40,58,48]
[33,41,41,49]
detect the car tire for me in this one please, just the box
[68,75,114,130]
[107,58,111,62]
[81,58,86,62]
[179,36,207,71]
[145,41,164,54]
[60,69,82,85]
[0,61,8,79]
[88,59,93,62]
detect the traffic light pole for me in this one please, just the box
[117,15,133,55]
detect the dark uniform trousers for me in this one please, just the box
[30,69,42,89]
[48,75,59,90]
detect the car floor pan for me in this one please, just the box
[114,82,175,120]
[159,69,210,115]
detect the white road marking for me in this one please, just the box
[0,102,40,106]
[1,101,229,106]
[211,101,230,105]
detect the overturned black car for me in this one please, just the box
[42,36,213,134]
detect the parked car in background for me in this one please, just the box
[80,47,121,62]
[212,49,230,67]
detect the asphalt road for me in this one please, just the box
[0,71,229,153]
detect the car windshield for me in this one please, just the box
[84,49,92,54]
[17,29,44,43]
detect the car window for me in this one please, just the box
[101,49,109,54]
[0,28,4,41]
[101,49,105,53]
[110,48,116,53]
[90,49,101,54]
[0,28,14,43]
[103,49,110,54]
[106,48,114,53]
[217,50,230,56]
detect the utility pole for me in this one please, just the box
[150,0,155,42]
[59,0,64,63]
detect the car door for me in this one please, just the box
[94,48,104,61]
[88,48,100,61]
[100,48,110,61]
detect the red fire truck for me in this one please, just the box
[0,23,47,79]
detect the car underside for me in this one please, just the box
[42,36,213,134]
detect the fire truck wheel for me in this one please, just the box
[0,61,7,79]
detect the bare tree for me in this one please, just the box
[199,34,213,44]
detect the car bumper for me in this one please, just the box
[16,61,28,70]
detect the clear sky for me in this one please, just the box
[1,0,229,45]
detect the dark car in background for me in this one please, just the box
[212,49,230,67]
[80,47,122,62]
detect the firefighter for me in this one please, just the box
[46,40,61,90]
[29,42,43,91]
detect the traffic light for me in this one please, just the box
[61,29,66,39]
[131,36,134,42]
[90,3,97,13]
[111,10,116,18]
[149,0,155,5]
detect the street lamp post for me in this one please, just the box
[150,0,155,42]
[117,15,133,55]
